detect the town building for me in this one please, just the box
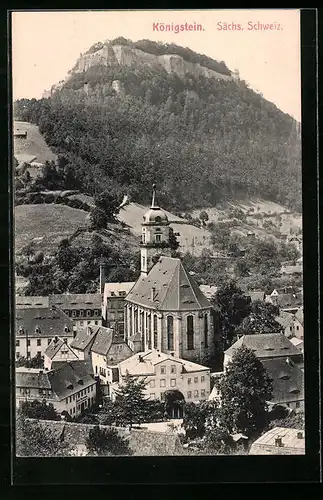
[15,307,74,359]
[293,307,304,339]
[224,333,303,367]
[275,310,295,338]
[114,349,211,404]
[102,281,135,334]
[16,296,49,308]
[261,358,304,413]
[16,361,97,418]
[49,294,102,333]
[249,427,305,455]
[70,325,101,361]
[90,326,133,394]
[265,288,303,314]
[44,336,79,371]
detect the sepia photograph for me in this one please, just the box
[11,9,306,460]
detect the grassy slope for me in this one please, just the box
[14,204,89,254]
[14,121,57,164]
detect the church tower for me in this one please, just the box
[140,184,171,276]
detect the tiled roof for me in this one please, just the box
[103,282,135,298]
[251,427,305,449]
[289,337,303,350]
[44,337,65,359]
[126,257,210,311]
[275,311,294,330]
[49,293,102,310]
[276,293,303,308]
[48,361,96,400]
[225,334,301,359]
[16,307,74,338]
[90,327,114,355]
[16,296,49,308]
[119,349,209,377]
[51,358,93,375]
[261,358,304,404]
[16,369,51,390]
[70,325,101,351]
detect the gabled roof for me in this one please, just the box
[119,349,209,377]
[49,293,101,310]
[16,307,74,338]
[47,361,95,400]
[90,327,114,355]
[251,427,305,451]
[104,282,135,298]
[126,257,210,311]
[16,369,51,390]
[16,295,49,308]
[70,325,101,351]
[225,334,301,359]
[275,311,294,330]
[44,337,78,361]
[261,358,304,404]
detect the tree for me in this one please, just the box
[20,400,60,421]
[234,258,250,277]
[182,400,218,440]
[89,206,108,229]
[85,425,132,456]
[215,282,251,348]
[113,374,148,428]
[217,346,273,437]
[56,239,80,272]
[169,227,180,253]
[94,189,121,222]
[16,353,44,369]
[236,300,282,335]
[203,427,235,454]
[199,210,209,225]
[16,411,71,457]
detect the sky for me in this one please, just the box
[11,9,301,121]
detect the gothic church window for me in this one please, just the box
[187,315,194,350]
[204,314,208,348]
[167,315,174,350]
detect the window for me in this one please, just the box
[142,256,146,268]
[16,339,20,347]
[194,377,198,383]
[95,321,98,325]
[155,234,161,242]
[188,378,191,385]
[80,320,84,326]
[167,315,174,350]
[171,365,176,374]
[194,390,199,398]
[160,366,166,374]
[72,310,76,317]
[150,393,155,400]
[16,352,20,359]
[95,365,98,374]
[187,315,194,350]
[140,311,144,332]
[296,326,299,331]
[73,394,75,401]
[37,351,41,357]
[204,314,208,348]
[80,310,84,317]
[187,391,192,399]
[201,376,205,383]
[201,389,205,397]
[290,326,293,331]
[48,339,51,345]
[160,392,165,401]
[153,314,158,348]
[87,320,91,324]
[160,379,166,387]
[170,379,176,387]
[27,351,30,358]
[150,380,155,388]
[87,310,91,316]
[27,340,30,346]
[66,399,68,405]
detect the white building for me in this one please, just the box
[15,307,74,360]
[113,349,211,403]
[49,294,102,334]
[43,336,79,371]
[15,361,97,418]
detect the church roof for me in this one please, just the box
[126,256,211,311]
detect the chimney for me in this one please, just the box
[297,431,303,439]
[275,436,282,447]
[151,287,156,301]
[99,262,106,294]
[170,352,174,357]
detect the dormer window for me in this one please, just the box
[35,326,40,334]
[155,234,161,242]
[155,228,161,232]
[155,217,161,223]
[78,379,84,385]
[64,326,69,333]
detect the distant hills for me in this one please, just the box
[14,38,302,212]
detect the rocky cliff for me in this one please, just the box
[72,44,233,82]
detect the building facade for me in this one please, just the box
[113,349,211,403]
[102,282,135,335]
[15,307,74,360]
[44,336,80,371]
[49,294,102,334]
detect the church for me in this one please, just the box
[102,185,217,363]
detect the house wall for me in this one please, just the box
[16,382,97,418]
[44,343,79,371]
[15,333,74,359]
[125,302,214,363]
[113,358,210,403]
[293,318,303,339]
